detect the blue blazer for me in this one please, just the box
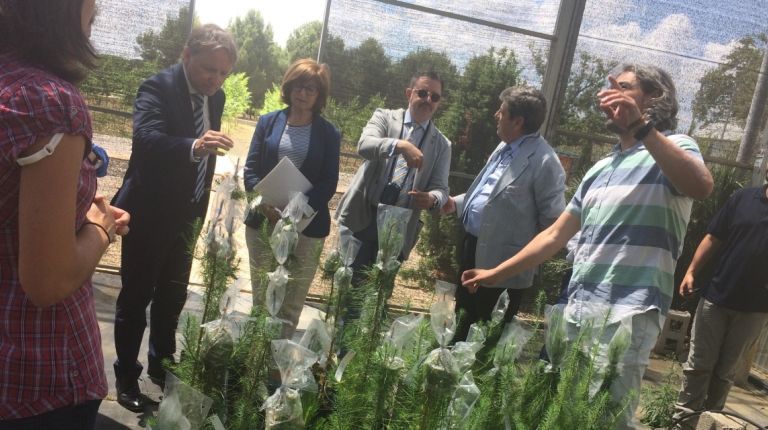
[112,63,224,241]
[243,108,340,238]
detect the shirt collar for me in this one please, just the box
[404,109,430,130]
[503,132,538,156]
[182,64,203,98]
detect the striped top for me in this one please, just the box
[278,123,312,169]
[565,134,702,323]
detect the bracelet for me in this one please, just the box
[633,120,656,141]
[83,221,114,243]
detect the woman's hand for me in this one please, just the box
[86,195,117,242]
[461,268,501,293]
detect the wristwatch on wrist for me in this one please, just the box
[430,195,440,209]
[633,120,656,141]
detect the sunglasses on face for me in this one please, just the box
[414,88,441,103]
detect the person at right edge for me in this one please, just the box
[461,64,713,429]
[673,176,768,428]
[441,86,566,342]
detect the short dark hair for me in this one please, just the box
[0,0,97,83]
[185,24,238,64]
[410,71,444,93]
[499,86,548,133]
[618,64,679,131]
[281,58,331,113]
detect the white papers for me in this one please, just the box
[251,157,316,232]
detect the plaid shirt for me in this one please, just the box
[0,54,107,419]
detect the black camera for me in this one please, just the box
[379,182,402,205]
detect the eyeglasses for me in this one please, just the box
[293,84,318,95]
[414,88,441,103]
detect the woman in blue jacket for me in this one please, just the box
[243,58,340,338]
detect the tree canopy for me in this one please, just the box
[135,6,193,69]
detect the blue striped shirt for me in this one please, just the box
[278,123,312,169]
[565,134,702,322]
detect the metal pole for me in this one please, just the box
[188,0,196,35]
[540,0,587,141]
[736,43,768,165]
[317,0,332,63]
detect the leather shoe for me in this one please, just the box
[116,379,145,412]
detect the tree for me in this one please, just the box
[341,38,392,105]
[135,5,193,68]
[228,10,284,109]
[692,35,767,136]
[285,21,323,62]
[221,73,251,134]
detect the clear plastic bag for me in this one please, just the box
[154,372,213,430]
[383,313,424,368]
[299,319,332,367]
[446,371,481,424]
[375,204,411,273]
[338,233,362,268]
[490,290,510,324]
[266,266,291,318]
[430,300,456,348]
[283,192,315,224]
[493,320,532,369]
[263,386,305,430]
[270,219,299,265]
[434,280,457,303]
[271,339,319,392]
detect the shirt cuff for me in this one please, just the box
[190,138,202,162]
[387,138,398,157]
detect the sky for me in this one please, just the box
[91,0,768,132]
[195,0,327,47]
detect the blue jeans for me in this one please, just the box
[0,400,101,430]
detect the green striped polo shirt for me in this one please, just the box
[565,134,702,322]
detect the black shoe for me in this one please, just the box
[146,371,165,391]
[116,379,145,413]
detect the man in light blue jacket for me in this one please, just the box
[442,86,566,341]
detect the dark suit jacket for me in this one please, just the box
[112,63,224,241]
[243,108,340,238]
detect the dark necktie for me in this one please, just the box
[390,123,422,206]
[191,94,207,202]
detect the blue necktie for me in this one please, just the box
[191,94,207,202]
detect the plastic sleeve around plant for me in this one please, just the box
[155,372,213,430]
[266,266,290,317]
[493,320,532,369]
[270,219,299,265]
[447,371,481,423]
[263,386,305,430]
[490,290,510,324]
[270,339,319,391]
[430,300,457,347]
[299,319,332,367]
[375,204,411,272]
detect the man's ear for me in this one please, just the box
[405,87,412,99]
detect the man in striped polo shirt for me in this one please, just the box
[461,64,713,429]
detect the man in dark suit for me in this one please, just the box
[110,24,237,411]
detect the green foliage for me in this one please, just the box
[285,21,323,63]
[135,6,194,68]
[258,83,288,117]
[228,10,285,109]
[692,34,767,134]
[221,73,252,134]
[324,94,387,147]
[81,54,158,109]
[640,361,680,428]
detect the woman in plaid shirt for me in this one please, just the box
[0,1,130,428]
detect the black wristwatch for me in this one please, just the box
[633,120,656,141]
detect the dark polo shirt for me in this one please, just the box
[705,186,768,312]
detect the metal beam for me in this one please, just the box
[540,0,587,141]
[737,43,768,165]
[372,0,555,41]
[318,0,333,63]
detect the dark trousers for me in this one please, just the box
[0,400,101,430]
[343,217,405,322]
[114,223,193,382]
[454,233,523,342]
